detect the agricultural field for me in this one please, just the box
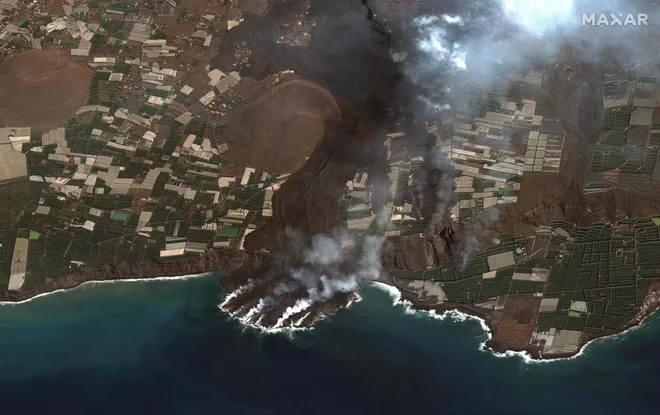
[0,48,93,131]
[590,148,626,172]
[393,219,660,339]
[586,70,660,193]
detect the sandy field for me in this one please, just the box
[217,79,341,175]
[0,47,93,132]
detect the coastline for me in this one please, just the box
[217,292,363,337]
[369,279,660,363]
[0,248,252,303]
[2,265,660,413]
[4,261,658,364]
[0,272,214,306]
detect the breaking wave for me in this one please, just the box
[369,282,660,364]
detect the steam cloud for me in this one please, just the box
[224,0,660,329]
[502,0,576,35]
[274,232,384,327]
[232,230,386,329]
[414,14,469,71]
[410,0,660,83]
[412,167,427,219]
[453,207,501,268]
[424,149,457,237]
[407,0,660,257]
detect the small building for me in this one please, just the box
[240,167,255,185]
[180,85,193,95]
[199,91,216,106]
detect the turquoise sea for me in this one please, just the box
[0,272,658,415]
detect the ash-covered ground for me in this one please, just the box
[216,0,660,330]
[217,0,406,328]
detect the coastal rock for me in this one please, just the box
[0,249,259,302]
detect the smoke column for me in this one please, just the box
[424,148,457,237]
[230,231,386,329]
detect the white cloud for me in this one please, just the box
[501,0,575,35]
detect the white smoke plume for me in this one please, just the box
[453,207,501,268]
[301,233,344,266]
[411,0,660,82]
[220,279,257,309]
[442,15,464,26]
[501,0,575,36]
[275,298,313,328]
[414,15,469,70]
[412,167,427,219]
[406,0,660,257]
[241,231,386,329]
[424,149,457,237]
[357,234,386,280]
[418,96,451,113]
[284,232,385,296]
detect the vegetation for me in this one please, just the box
[590,148,626,172]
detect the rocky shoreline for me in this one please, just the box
[0,248,257,303]
[386,274,660,361]
[3,249,660,363]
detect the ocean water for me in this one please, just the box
[0,273,658,415]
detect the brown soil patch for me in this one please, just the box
[217,79,341,175]
[0,47,93,132]
[178,0,267,16]
[490,133,592,236]
[601,171,660,199]
[491,294,542,350]
[47,0,65,15]
[157,19,196,38]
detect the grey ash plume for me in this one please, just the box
[224,0,660,327]
[233,230,386,328]
[411,167,427,219]
[406,0,660,102]
[220,0,400,329]
[399,0,660,267]
[276,231,386,327]
[423,148,457,238]
[452,207,500,268]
